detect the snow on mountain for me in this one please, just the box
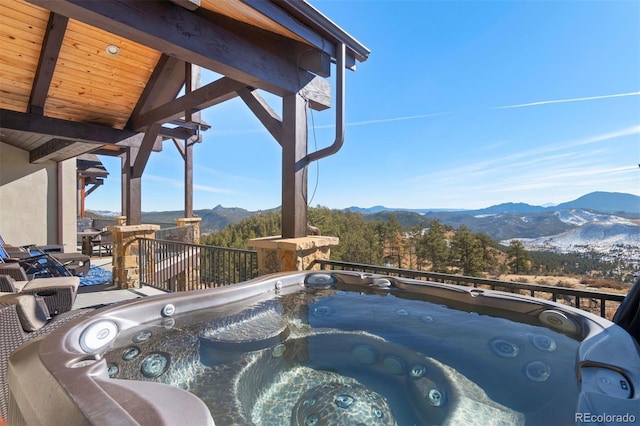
[553,209,637,227]
[504,220,640,254]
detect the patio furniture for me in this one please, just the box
[78,229,106,257]
[0,234,90,277]
[0,271,79,316]
[0,294,88,421]
[0,246,76,279]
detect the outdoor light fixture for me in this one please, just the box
[105,44,120,56]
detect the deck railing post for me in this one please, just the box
[109,224,159,289]
[248,236,339,275]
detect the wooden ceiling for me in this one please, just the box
[0,0,369,163]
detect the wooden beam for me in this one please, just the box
[0,109,137,143]
[300,75,332,111]
[130,77,244,131]
[158,126,195,140]
[29,0,332,109]
[281,93,308,238]
[172,138,186,160]
[29,13,68,115]
[241,0,335,60]
[238,88,283,145]
[84,182,103,197]
[29,138,76,163]
[131,124,161,178]
[128,54,186,124]
[196,8,332,78]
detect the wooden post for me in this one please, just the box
[281,93,307,238]
[109,224,159,289]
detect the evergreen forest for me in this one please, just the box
[201,207,629,281]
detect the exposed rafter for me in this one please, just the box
[128,54,187,124]
[28,12,68,115]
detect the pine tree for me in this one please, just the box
[451,226,485,276]
[507,240,530,274]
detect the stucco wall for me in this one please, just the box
[0,142,78,252]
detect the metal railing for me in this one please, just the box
[314,259,626,319]
[138,238,258,292]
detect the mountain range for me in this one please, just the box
[89,191,639,254]
[347,191,640,216]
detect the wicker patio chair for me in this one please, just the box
[0,294,89,421]
[0,273,79,316]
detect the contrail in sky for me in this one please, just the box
[494,91,640,109]
[346,112,451,127]
[311,112,451,130]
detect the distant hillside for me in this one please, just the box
[351,191,639,216]
[137,205,278,233]
[553,191,639,213]
[88,191,638,237]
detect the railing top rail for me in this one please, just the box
[138,237,257,255]
[314,259,626,302]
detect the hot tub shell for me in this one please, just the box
[7,271,640,425]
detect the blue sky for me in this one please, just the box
[88,0,640,213]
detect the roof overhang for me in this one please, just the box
[0,0,369,163]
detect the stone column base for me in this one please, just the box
[176,217,202,244]
[108,224,159,289]
[248,236,339,275]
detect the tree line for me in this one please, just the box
[201,207,620,279]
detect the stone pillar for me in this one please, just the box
[248,236,339,275]
[176,217,202,290]
[176,217,201,244]
[109,224,159,289]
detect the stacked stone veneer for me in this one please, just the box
[109,224,159,289]
[248,236,339,275]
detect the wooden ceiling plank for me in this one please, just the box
[130,77,245,131]
[51,56,151,91]
[2,0,50,20]
[0,7,48,30]
[29,13,69,114]
[0,108,137,143]
[45,96,136,116]
[0,97,28,112]
[65,21,162,66]
[28,0,331,109]
[56,46,158,76]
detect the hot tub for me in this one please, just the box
[8,271,640,425]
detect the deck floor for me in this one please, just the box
[73,256,166,309]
